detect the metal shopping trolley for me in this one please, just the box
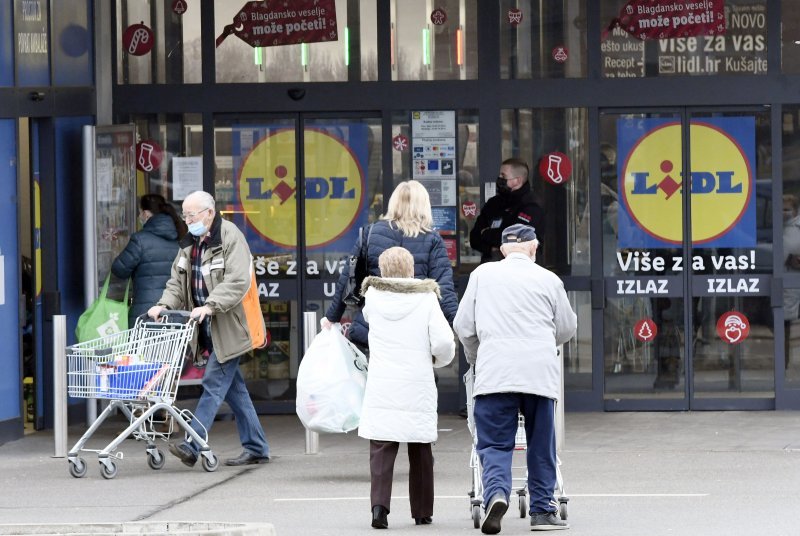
[66,312,218,479]
[465,347,568,528]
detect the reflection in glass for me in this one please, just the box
[391,0,477,81]
[499,0,587,79]
[604,297,685,398]
[565,291,592,391]
[116,0,202,84]
[501,108,589,276]
[782,107,800,387]
[693,297,774,397]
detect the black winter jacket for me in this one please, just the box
[111,213,180,323]
[325,220,458,348]
[469,181,545,263]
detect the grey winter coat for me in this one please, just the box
[454,252,577,400]
[111,213,180,324]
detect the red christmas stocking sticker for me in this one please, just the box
[136,140,164,172]
[716,311,750,345]
[539,151,572,185]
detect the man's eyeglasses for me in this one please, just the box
[181,207,210,221]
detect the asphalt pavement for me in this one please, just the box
[1,411,799,535]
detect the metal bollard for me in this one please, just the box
[53,315,68,458]
[303,311,320,454]
[556,344,565,452]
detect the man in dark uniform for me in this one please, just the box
[469,158,545,263]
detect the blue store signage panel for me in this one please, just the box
[14,0,50,87]
[0,1,12,86]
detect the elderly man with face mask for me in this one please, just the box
[148,190,270,468]
[469,158,545,263]
[455,224,576,533]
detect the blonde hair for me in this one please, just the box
[378,247,414,278]
[381,180,433,237]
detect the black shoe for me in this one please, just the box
[530,512,569,531]
[168,443,197,468]
[414,517,432,525]
[371,505,389,529]
[481,493,508,535]
[225,450,271,466]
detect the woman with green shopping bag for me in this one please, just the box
[111,194,187,325]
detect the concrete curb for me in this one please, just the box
[0,522,276,536]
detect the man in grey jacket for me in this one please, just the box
[454,224,576,533]
[148,191,270,468]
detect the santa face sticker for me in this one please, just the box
[716,311,750,345]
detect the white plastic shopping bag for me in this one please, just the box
[296,324,368,433]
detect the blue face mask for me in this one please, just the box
[188,221,208,237]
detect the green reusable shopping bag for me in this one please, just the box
[75,275,130,343]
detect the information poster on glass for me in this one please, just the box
[94,125,136,293]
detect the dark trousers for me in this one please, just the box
[474,393,557,515]
[369,440,434,518]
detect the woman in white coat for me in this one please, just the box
[359,247,455,529]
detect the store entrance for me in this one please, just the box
[599,108,775,410]
[17,118,43,431]
[212,114,382,413]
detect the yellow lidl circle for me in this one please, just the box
[620,122,751,245]
[238,128,364,248]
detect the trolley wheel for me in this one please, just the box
[559,500,568,520]
[472,504,481,529]
[147,449,165,470]
[519,493,528,518]
[201,453,219,472]
[100,460,118,480]
[68,458,87,479]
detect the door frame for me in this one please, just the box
[599,106,777,411]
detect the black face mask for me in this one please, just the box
[496,176,512,195]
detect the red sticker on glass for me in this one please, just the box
[508,8,523,27]
[430,8,447,26]
[392,135,409,152]
[716,311,750,345]
[552,45,568,63]
[123,23,155,56]
[462,201,477,218]
[136,140,164,172]
[633,318,657,342]
[539,151,572,185]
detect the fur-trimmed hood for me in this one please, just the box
[360,276,442,323]
[361,276,441,298]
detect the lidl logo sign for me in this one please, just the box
[617,117,755,248]
[235,126,366,250]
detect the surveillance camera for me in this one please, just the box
[288,88,306,101]
[29,91,45,102]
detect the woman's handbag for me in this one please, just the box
[296,325,368,433]
[75,275,130,343]
[343,224,373,307]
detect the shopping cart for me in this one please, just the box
[465,349,568,528]
[66,312,218,479]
